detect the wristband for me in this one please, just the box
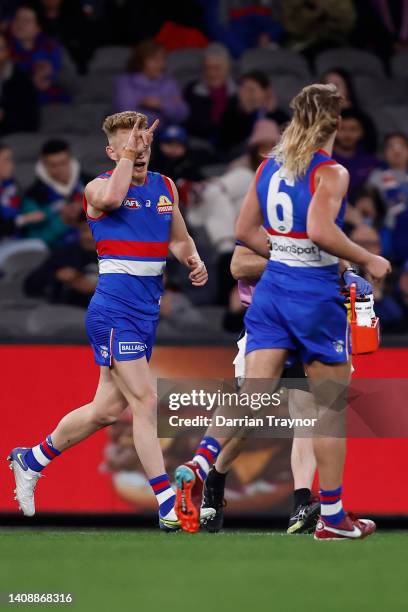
[122,148,136,162]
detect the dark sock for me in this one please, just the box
[293,488,311,510]
[206,466,227,489]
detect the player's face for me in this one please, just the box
[384,136,408,169]
[109,129,151,182]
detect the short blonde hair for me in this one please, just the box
[102,111,148,139]
[271,84,342,179]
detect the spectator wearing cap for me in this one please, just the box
[114,40,188,127]
[184,43,236,145]
[150,125,210,185]
[230,118,280,170]
[219,70,288,158]
[0,32,39,135]
[8,5,69,104]
[21,139,91,248]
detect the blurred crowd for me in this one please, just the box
[1,0,408,336]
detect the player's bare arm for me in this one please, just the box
[85,117,159,216]
[235,178,271,259]
[307,164,391,281]
[168,178,208,287]
[230,244,267,281]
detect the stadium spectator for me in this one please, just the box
[114,40,188,126]
[395,264,408,330]
[219,70,288,158]
[187,119,279,304]
[184,43,236,145]
[372,277,405,333]
[0,143,44,240]
[0,32,39,135]
[333,109,380,193]
[368,132,408,262]
[199,0,283,58]
[229,118,280,169]
[280,0,356,58]
[347,188,392,257]
[7,5,69,104]
[321,67,377,152]
[35,0,95,74]
[20,139,91,248]
[24,217,98,308]
[149,125,210,203]
[352,0,408,61]
[349,224,382,255]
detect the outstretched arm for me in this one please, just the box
[168,178,208,287]
[307,164,391,281]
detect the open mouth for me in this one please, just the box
[134,161,146,170]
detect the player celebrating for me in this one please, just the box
[8,111,212,530]
[176,84,390,540]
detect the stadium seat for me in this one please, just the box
[75,73,115,104]
[365,106,400,141]
[0,240,49,300]
[88,45,131,74]
[41,103,110,134]
[167,48,206,87]
[353,76,407,108]
[315,47,386,79]
[272,75,312,112]
[25,303,88,340]
[240,48,311,79]
[382,105,408,136]
[2,132,41,163]
[391,51,408,80]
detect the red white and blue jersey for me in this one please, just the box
[84,170,174,319]
[256,149,346,293]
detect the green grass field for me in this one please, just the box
[0,528,406,612]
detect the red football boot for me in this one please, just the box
[174,461,215,533]
[314,513,376,541]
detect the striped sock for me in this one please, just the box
[149,474,175,517]
[320,486,346,525]
[193,436,221,481]
[24,435,61,472]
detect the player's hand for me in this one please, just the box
[125,117,159,154]
[364,254,391,282]
[187,255,208,287]
[343,270,372,296]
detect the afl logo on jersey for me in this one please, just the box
[156,195,173,214]
[123,198,141,209]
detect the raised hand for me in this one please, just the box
[125,117,160,154]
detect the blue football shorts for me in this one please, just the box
[85,302,158,366]
[244,276,349,365]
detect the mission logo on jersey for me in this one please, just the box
[157,195,173,214]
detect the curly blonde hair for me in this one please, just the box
[271,84,342,179]
[102,111,148,139]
